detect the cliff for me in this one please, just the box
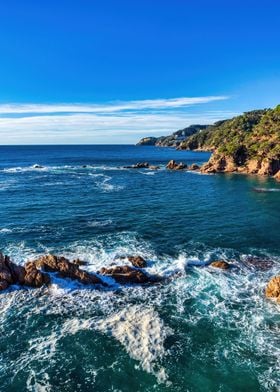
[197,106,280,180]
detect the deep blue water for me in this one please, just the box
[0,145,279,392]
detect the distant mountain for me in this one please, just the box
[137,124,209,147]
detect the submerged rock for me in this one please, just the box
[265,276,280,303]
[243,256,274,271]
[210,260,231,270]
[32,254,105,286]
[124,162,159,170]
[166,160,187,170]
[98,265,159,284]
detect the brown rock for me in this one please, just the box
[0,252,50,290]
[23,261,50,287]
[189,163,200,171]
[99,265,159,284]
[166,160,187,170]
[274,170,280,182]
[265,276,280,302]
[210,260,231,270]
[201,155,237,174]
[128,255,147,268]
[33,254,105,286]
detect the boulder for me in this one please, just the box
[265,276,280,303]
[274,170,280,182]
[210,260,231,270]
[32,254,105,286]
[98,265,159,284]
[189,163,200,171]
[128,255,147,268]
[166,160,187,170]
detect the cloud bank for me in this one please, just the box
[0,96,233,144]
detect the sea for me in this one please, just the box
[0,145,279,392]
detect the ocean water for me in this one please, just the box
[0,145,280,392]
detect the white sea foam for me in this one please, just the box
[95,305,171,383]
[0,228,12,233]
[1,238,280,389]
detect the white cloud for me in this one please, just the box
[0,96,233,144]
[0,96,228,115]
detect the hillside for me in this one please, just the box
[185,106,280,179]
[137,124,208,147]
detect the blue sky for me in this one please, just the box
[0,0,280,144]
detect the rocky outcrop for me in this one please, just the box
[201,155,238,174]
[137,137,158,146]
[166,160,187,170]
[0,252,50,291]
[123,162,159,170]
[32,254,105,286]
[265,276,280,303]
[189,163,200,171]
[201,153,280,178]
[98,265,160,284]
[210,260,231,269]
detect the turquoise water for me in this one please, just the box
[0,145,279,391]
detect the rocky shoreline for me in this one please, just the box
[1,251,279,305]
[124,157,280,181]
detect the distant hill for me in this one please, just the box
[137,124,209,147]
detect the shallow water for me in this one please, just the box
[0,145,280,391]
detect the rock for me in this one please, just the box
[124,162,150,169]
[274,170,280,181]
[128,255,147,268]
[243,256,274,271]
[265,276,280,302]
[33,254,105,286]
[189,163,200,170]
[166,160,188,170]
[201,155,237,174]
[72,258,88,266]
[98,265,159,284]
[33,164,44,169]
[0,252,49,290]
[23,261,50,287]
[210,260,231,270]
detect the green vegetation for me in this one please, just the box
[180,106,280,163]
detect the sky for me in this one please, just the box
[0,0,280,144]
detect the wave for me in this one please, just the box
[1,238,280,388]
